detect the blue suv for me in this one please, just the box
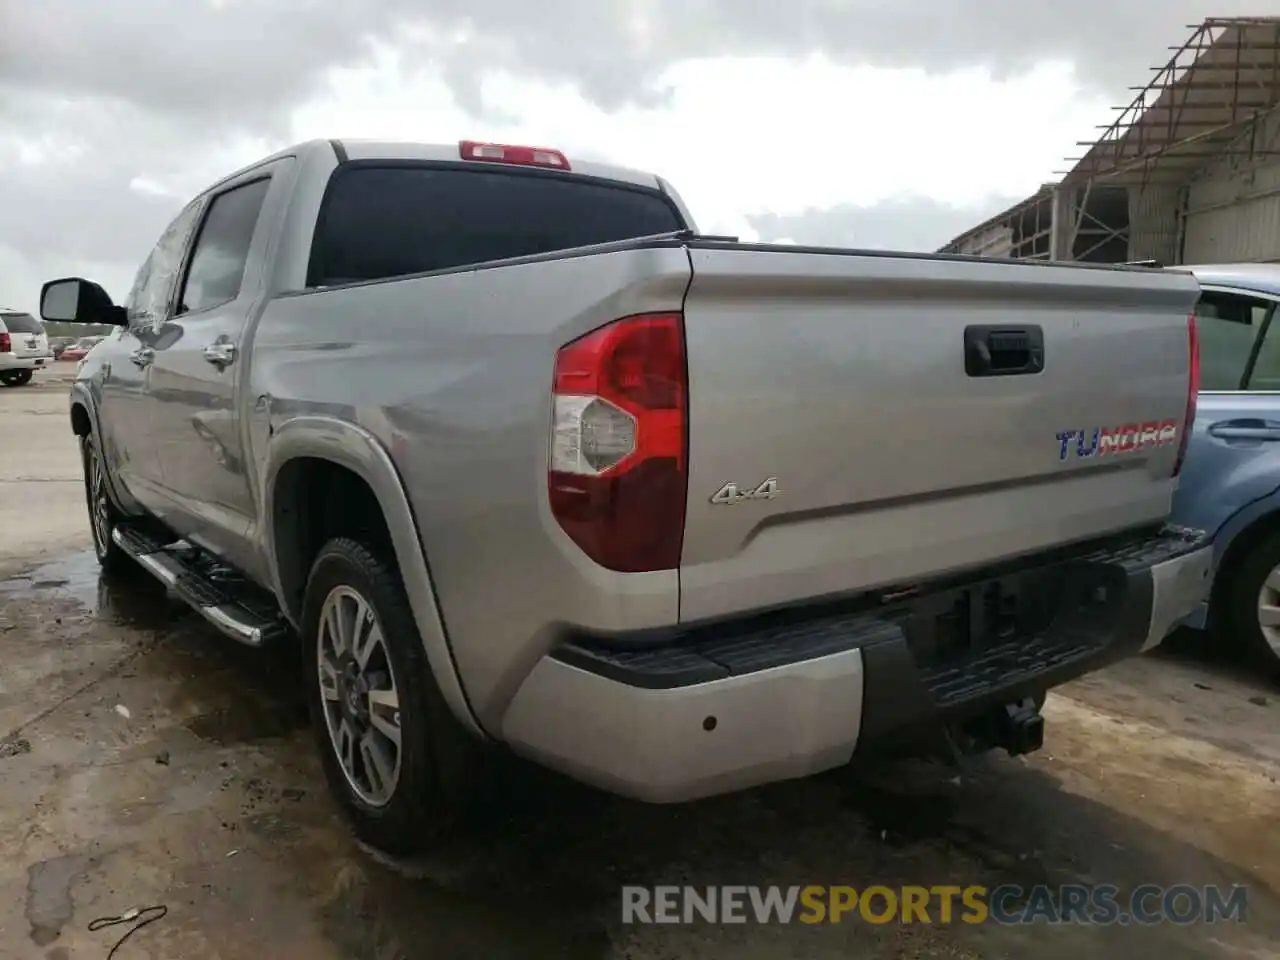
[1169,263,1280,680]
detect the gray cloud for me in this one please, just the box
[0,1,1258,312]
[0,149,174,266]
[0,1,408,133]
[748,195,1027,252]
[1,1,1260,130]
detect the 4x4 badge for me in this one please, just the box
[710,478,779,505]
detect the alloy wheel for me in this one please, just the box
[86,442,111,556]
[1256,565,1280,657]
[316,585,403,807]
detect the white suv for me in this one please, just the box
[0,310,53,387]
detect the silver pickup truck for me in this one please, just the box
[41,138,1212,854]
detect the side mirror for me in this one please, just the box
[39,277,127,326]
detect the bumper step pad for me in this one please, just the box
[554,526,1209,737]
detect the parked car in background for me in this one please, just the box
[0,309,53,386]
[50,336,76,359]
[1168,263,1280,679]
[60,335,106,363]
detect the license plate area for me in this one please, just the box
[900,561,1123,670]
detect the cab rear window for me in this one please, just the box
[308,165,684,287]
[1,313,43,334]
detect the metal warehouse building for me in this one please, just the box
[939,17,1280,265]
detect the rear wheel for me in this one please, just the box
[0,369,32,387]
[302,537,485,854]
[1224,532,1280,681]
[79,432,128,573]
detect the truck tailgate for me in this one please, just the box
[678,245,1201,621]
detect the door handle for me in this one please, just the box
[964,325,1045,377]
[202,341,237,368]
[1207,419,1280,442]
[129,347,154,367]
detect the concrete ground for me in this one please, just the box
[1,378,1278,959]
[0,369,86,577]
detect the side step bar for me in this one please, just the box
[111,524,289,647]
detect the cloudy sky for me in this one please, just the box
[0,1,1263,314]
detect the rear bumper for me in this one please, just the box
[0,355,53,370]
[500,526,1212,803]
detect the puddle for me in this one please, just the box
[0,552,102,606]
[25,855,88,946]
[185,700,307,746]
[166,631,308,746]
[1,548,308,750]
[317,857,610,960]
[0,550,181,629]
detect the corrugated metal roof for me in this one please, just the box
[1062,17,1280,187]
[936,185,1053,253]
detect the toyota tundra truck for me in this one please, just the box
[41,138,1212,854]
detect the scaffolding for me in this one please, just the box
[936,188,1053,259]
[937,183,1128,261]
[1053,16,1280,261]
[940,17,1280,262]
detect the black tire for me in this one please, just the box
[1224,532,1280,682]
[79,432,130,573]
[1,369,33,386]
[301,537,486,854]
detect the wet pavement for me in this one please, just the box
[0,380,88,577]
[0,547,1277,960]
[2,384,1279,959]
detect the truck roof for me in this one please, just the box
[337,140,664,190]
[204,138,666,196]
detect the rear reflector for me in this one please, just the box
[459,140,570,171]
[1173,312,1199,478]
[548,313,687,572]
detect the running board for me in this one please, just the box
[111,524,289,647]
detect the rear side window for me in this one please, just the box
[308,166,684,286]
[1194,290,1273,390]
[178,177,271,315]
[1,312,43,334]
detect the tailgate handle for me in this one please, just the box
[964,325,1044,377]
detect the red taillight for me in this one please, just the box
[548,312,687,573]
[459,140,570,171]
[1173,312,1199,478]
[0,333,9,353]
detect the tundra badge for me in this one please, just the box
[711,478,779,505]
[1057,419,1179,461]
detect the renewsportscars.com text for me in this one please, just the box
[621,884,1248,926]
